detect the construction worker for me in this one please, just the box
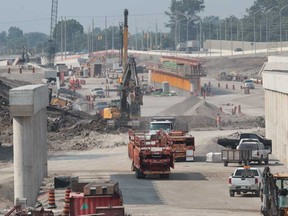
[216,113,221,129]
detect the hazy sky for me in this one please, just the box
[0,0,254,34]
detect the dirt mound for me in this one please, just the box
[157,96,221,128]
[157,96,202,116]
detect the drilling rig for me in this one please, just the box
[103,9,143,128]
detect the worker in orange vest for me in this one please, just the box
[216,113,221,129]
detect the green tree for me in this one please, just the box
[7,27,26,54]
[25,32,48,54]
[165,0,205,49]
[54,19,84,53]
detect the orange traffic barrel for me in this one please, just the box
[47,189,57,209]
[63,188,71,216]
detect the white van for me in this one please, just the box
[243,79,255,89]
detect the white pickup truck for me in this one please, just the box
[238,139,270,164]
[228,167,262,197]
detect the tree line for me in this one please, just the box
[1,0,288,55]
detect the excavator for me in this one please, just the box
[261,166,288,216]
[103,9,143,128]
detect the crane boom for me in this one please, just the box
[48,0,58,65]
[119,9,143,118]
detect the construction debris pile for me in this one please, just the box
[47,106,129,152]
[0,105,128,153]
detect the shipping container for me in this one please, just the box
[69,193,122,216]
[96,206,124,216]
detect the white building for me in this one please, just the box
[262,56,288,166]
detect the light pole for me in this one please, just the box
[72,31,80,53]
[174,17,186,51]
[280,4,288,52]
[186,18,193,53]
[209,17,218,56]
[265,6,277,53]
[254,8,263,54]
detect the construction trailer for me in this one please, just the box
[128,129,174,179]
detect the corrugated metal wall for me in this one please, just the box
[265,90,288,166]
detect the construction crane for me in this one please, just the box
[47,0,58,66]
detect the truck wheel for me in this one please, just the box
[258,156,263,165]
[131,162,135,171]
[135,168,145,179]
[255,190,260,197]
[224,161,228,167]
[229,190,235,197]
[264,156,269,165]
[160,174,170,179]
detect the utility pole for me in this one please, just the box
[64,17,67,59]
[112,23,114,50]
[92,19,94,53]
[105,16,108,56]
[61,17,63,60]
[155,22,158,49]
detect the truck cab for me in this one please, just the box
[149,120,173,135]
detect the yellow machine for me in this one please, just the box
[103,9,143,125]
[261,167,288,216]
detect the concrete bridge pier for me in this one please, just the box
[10,84,48,206]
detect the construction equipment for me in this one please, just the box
[47,0,58,66]
[261,167,288,216]
[128,129,174,179]
[103,9,143,127]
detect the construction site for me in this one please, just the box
[2,1,288,216]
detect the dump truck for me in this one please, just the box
[149,116,195,161]
[128,129,174,179]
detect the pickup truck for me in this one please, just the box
[228,167,262,197]
[217,132,272,152]
[238,139,269,164]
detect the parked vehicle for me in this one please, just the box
[128,130,174,179]
[238,140,269,164]
[228,166,262,197]
[243,79,255,89]
[90,88,105,98]
[217,133,272,153]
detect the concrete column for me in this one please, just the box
[10,84,48,206]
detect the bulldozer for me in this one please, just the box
[261,167,288,216]
[103,9,143,129]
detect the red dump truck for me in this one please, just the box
[128,130,174,179]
